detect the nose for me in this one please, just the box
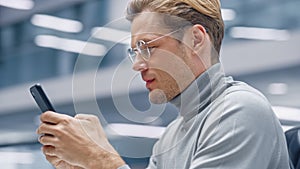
[132,54,148,72]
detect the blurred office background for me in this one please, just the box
[0,0,299,168]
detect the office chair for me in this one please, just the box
[285,126,300,169]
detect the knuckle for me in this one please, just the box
[37,123,46,134]
[41,111,50,120]
[52,127,62,137]
[45,155,51,161]
[39,135,46,143]
[43,146,52,154]
[60,117,71,125]
[39,123,46,130]
[89,115,99,122]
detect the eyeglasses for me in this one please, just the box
[127,29,180,63]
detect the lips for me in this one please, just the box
[145,79,155,90]
[142,76,155,90]
[142,71,156,90]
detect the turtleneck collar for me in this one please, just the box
[170,63,230,122]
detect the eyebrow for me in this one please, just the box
[131,29,181,48]
[131,35,160,48]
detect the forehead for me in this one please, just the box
[131,12,170,40]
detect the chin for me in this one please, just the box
[148,89,168,104]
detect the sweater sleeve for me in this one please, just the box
[117,164,131,169]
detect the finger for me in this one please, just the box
[39,134,57,146]
[40,111,71,124]
[44,154,61,165]
[36,122,57,135]
[42,145,57,156]
[75,114,100,124]
[75,114,96,120]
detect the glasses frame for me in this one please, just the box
[127,29,180,63]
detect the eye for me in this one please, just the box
[137,40,147,50]
[148,46,157,52]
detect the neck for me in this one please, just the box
[170,63,228,122]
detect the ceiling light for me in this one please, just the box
[106,123,165,139]
[35,35,107,57]
[31,14,83,33]
[230,27,290,41]
[91,27,130,45]
[221,9,236,21]
[0,0,34,10]
[268,83,288,95]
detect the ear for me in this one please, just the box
[192,24,206,50]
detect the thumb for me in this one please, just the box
[74,114,96,120]
[74,114,102,126]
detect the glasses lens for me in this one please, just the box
[127,48,136,63]
[137,40,150,60]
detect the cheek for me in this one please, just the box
[150,49,195,90]
[149,49,184,75]
[156,70,178,88]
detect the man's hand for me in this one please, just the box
[44,154,84,169]
[37,111,125,169]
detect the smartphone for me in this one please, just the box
[30,84,56,112]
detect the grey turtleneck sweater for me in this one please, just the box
[120,63,289,169]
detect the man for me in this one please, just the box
[37,0,290,169]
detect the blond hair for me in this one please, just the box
[126,0,224,55]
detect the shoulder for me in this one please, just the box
[193,81,288,169]
[223,81,273,118]
[204,80,280,138]
[200,80,280,136]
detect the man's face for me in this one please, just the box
[130,12,197,104]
